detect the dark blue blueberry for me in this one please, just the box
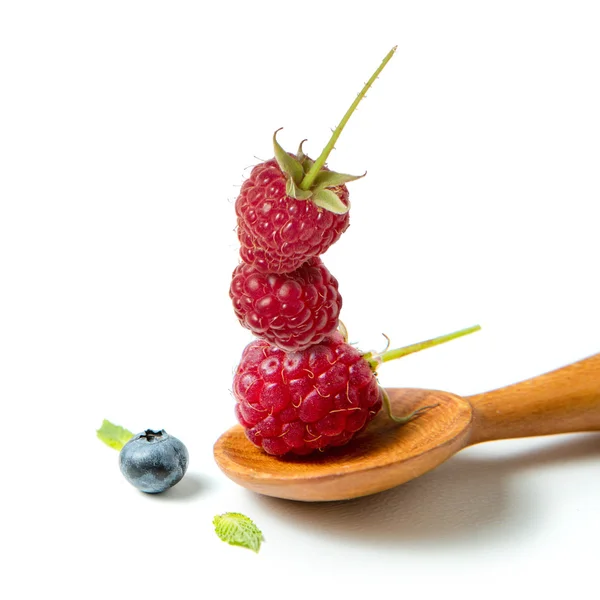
[119,429,189,493]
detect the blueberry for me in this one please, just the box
[119,429,189,494]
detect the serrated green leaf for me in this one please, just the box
[312,187,350,214]
[312,169,366,189]
[97,419,134,451]
[286,177,313,200]
[213,512,264,553]
[273,129,303,184]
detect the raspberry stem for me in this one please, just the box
[299,46,397,191]
[381,387,439,424]
[364,325,481,371]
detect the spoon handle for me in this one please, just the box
[467,353,600,444]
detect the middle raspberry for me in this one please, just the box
[229,257,342,352]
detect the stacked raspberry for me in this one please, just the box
[228,48,402,457]
[230,144,350,353]
[229,48,479,456]
[229,135,381,456]
[227,48,480,458]
[229,167,480,458]
[230,257,343,353]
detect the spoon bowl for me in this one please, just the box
[215,389,471,501]
[214,353,600,501]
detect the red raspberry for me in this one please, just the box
[234,48,401,274]
[229,257,342,352]
[235,158,350,274]
[232,333,382,457]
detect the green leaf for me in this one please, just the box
[295,141,315,174]
[301,156,314,174]
[296,139,307,162]
[213,512,264,553]
[312,169,366,189]
[286,177,313,200]
[300,156,315,173]
[312,187,350,214]
[97,419,134,451]
[273,129,303,184]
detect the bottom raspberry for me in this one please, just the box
[232,333,382,457]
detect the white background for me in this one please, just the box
[1,1,599,598]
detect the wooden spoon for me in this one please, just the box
[214,353,600,501]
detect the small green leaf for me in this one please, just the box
[295,141,315,174]
[97,419,134,451]
[300,156,314,174]
[213,512,264,553]
[273,129,303,184]
[312,188,350,214]
[312,169,366,189]
[296,139,308,162]
[286,177,313,200]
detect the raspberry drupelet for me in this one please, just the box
[229,257,342,352]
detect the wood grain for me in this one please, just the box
[468,353,600,443]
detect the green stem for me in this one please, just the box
[381,388,439,424]
[366,325,481,370]
[299,46,397,190]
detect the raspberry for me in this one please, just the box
[234,48,403,274]
[229,257,342,352]
[235,157,350,274]
[232,333,383,457]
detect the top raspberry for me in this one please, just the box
[233,48,400,273]
[235,157,351,273]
